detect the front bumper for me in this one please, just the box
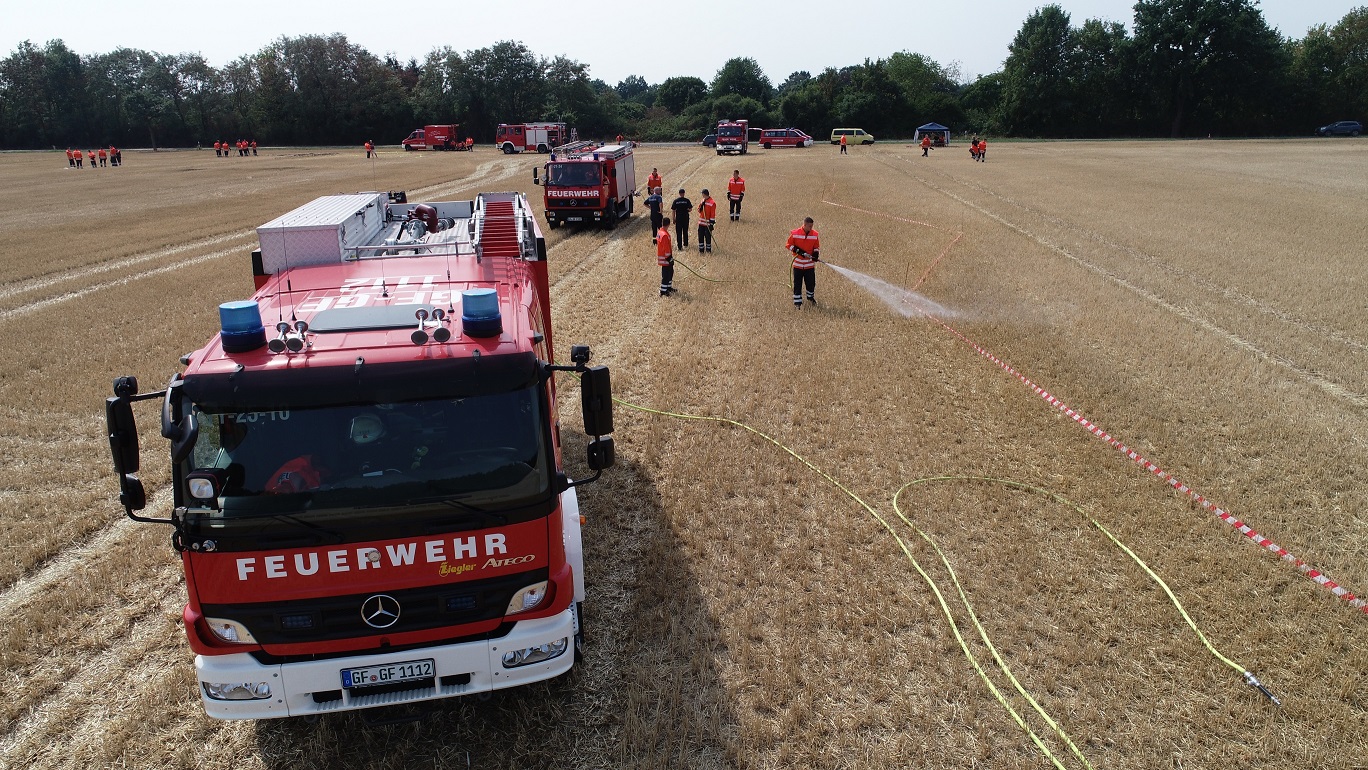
[194,607,577,719]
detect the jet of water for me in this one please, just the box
[824,263,957,319]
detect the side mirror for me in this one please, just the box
[580,365,613,437]
[586,436,615,470]
[120,475,147,511]
[106,396,140,475]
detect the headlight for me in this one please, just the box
[202,681,272,700]
[501,637,568,668]
[505,581,549,615]
[204,617,258,644]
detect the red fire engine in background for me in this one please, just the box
[401,124,467,151]
[495,122,569,154]
[532,141,637,230]
[715,119,750,155]
[105,189,616,719]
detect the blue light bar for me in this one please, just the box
[461,289,502,338]
[218,300,266,352]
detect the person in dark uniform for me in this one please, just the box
[670,188,692,249]
[644,187,664,244]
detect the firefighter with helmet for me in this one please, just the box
[787,217,820,307]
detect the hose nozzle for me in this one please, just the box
[1243,671,1281,706]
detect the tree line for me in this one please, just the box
[1,1,1364,150]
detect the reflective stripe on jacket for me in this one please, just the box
[787,227,819,269]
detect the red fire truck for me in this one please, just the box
[532,141,636,230]
[401,124,466,151]
[104,189,616,720]
[715,119,750,155]
[495,122,568,154]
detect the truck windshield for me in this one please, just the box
[547,163,601,186]
[718,126,743,138]
[182,387,550,517]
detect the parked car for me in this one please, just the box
[830,128,875,145]
[760,128,814,148]
[701,133,717,147]
[1316,120,1362,136]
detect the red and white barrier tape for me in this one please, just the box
[825,194,1365,614]
[933,319,1367,614]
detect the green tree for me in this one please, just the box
[1072,19,1135,136]
[1133,0,1286,137]
[710,57,773,105]
[654,76,707,114]
[1001,5,1076,136]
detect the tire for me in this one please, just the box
[1353,130,1361,137]
[548,218,561,230]
[763,142,771,149]
[404,145,411,151]
[502,144,515,154]
[537,144,549,153]
[716,150,723,155]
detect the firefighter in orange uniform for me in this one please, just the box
[87,149,96,169]
[697,189,717,253]
[657,217,675,296]
[726,169,745,221]
[250,140,257,156]
[839,133,847,154]
[787,217,820,307]
[976,138,987,162]
[66,148,75,168]
[921,134,932,157]
[364,140,374,158]
[213,140,221,157]
[98,147,107,166]
[646,167,662,193]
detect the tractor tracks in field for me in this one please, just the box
[877,152,1368,409]
[0,159,529,325]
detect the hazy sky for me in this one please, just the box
[5,1,1360,86]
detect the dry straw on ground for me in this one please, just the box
[0,139,1364,769]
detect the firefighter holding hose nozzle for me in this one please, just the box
[787,217,820,308]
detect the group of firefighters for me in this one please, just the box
[643,166,819,307]
[214,139,257,157]
[65,147,121,168]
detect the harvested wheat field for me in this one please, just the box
[1,139,1365,769]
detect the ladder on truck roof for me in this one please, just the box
[551,140,599,158]
[472,192,541,264]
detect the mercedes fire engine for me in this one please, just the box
[495,122,568,154]
[532,141,636,230]
[715,119,749,155]
[105,189,616,720]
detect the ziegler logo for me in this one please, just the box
[547,190,600,198]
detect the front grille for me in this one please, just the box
[203,568,546,646]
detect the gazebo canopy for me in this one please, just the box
[914,122,951,144]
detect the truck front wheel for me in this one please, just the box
[502,144,515,154]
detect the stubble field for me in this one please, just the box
[0,138,1365,769]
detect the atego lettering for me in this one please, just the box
[235,533,509,581]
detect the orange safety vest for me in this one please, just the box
[66,149,73,160]
[214,141,220,150]
[921,136,931,147]
[98,148,107,158]
[698,198,716,224]
[364,141,373,150]
[656,228,673,265]
[727,176,745,200]
[787,227,819,270]
[87,150,95,160]
[647,172,661,191]
[840,135,847,145]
